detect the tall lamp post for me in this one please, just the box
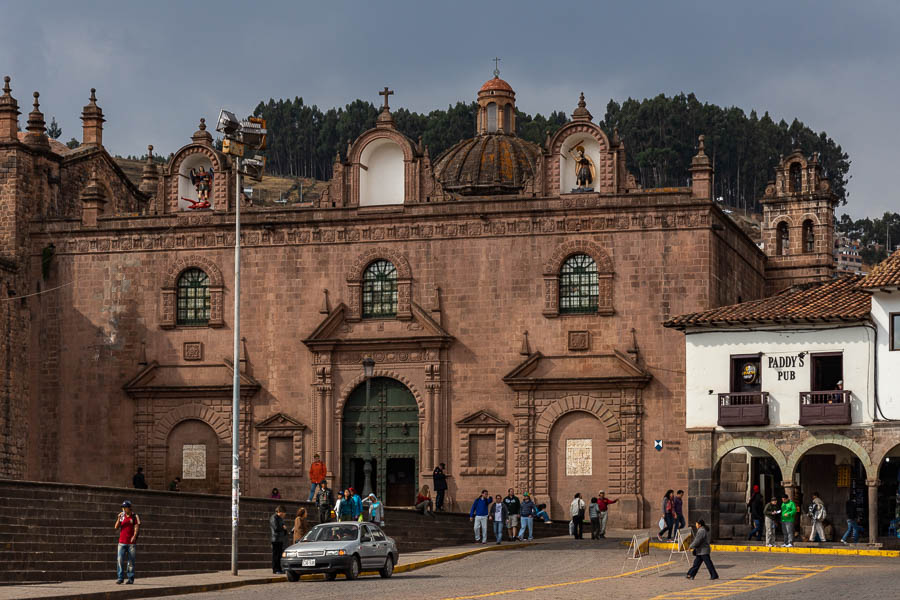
[362,357,375,497]
[216,109,267,576]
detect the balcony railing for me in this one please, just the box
[718,392,769,427]
[799,390,851,426]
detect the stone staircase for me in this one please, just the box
[0,480,567,582]
[716,452,750,539]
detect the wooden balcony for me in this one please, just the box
[718,392,769,427]
[799,390,852,426]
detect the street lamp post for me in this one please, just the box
[362,357,375,497]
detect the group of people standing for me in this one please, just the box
[469,489,551,544]
[747,487,864,546]
[569,491,618,540]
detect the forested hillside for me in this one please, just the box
[250,93,850,211]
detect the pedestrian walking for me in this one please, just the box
[416,485,435,516]
[269,505,289,574]
[674,490,686,532]
[433,463,448,512]
[841,497,864,544]
[307,453,327,502]
[366,493,385,526]
[518,492,536,540]
[596,490,617,538]
[570,493,586,539]
[658,489,676,541]
[489,494,508,544]
[315,480,334,524]
[114,500,140,584]
[469,489,492,543]
[780,493,797,547]
[747,484,764,541]
[807,491,827,542]
[503,488,521,539]
[293,507,309,544]
[132,467,147,490]
[168,476,181,491]
[763,497,780,546]
[686,519,719,580]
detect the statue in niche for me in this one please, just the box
[567,142,595,191]
[181,167,213,210]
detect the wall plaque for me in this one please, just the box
[568,331,590,351]
[183,342,203,361]
[182,444,206,479]
[566,438,592,476]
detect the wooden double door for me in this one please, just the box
[341,377,418,505]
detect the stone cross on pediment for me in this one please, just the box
[379,87,393,110]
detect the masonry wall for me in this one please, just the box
[27,191,766,524]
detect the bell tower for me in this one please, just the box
[761,150,837,294]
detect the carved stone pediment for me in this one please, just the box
[503,350,651,391]
[456,410,509,428]
[255,413,306,430]
[303,301,453,351]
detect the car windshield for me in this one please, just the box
[301,524,358,542]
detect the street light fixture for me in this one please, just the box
[362,357,376,497]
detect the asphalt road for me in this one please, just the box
[148,539,900,600]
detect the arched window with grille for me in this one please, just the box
[559,254,599,314]
[362,260,398,318]
[776,221,790,256]
[802,219,815,253]
[176,268,210,325]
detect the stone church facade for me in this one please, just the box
[0,72,834,526]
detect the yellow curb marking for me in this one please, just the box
[440,561,677,600]
[641,540,900,558]
[650,564,843,600]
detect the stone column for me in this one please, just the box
[867,479,880,545]
[424,384,435,470]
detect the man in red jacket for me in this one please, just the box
[595,490,618,539]
[308,454,327,502]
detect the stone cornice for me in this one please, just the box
[29,198,719,257]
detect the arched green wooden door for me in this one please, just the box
[342,377,418,505]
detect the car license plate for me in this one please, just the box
[301,559,316,567]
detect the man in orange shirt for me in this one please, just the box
[308,454,327,502]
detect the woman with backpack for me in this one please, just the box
[658,489,676,541]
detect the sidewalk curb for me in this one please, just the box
[634,540,900,558]
[17,541,535,600]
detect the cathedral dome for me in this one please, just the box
[479,76,514,93]
[433,134,540,196]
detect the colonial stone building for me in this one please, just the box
[0,72,834,527]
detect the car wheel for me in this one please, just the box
[345,556,361,580]
[285,570,299,582]
[325,572,337,581]
[379,554,394,578]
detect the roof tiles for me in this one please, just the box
[858,248,900,289]
[664,275,871,329]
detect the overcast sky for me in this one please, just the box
[3,1,897,218]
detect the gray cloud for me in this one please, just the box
[3,0,897,218]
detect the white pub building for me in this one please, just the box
[666,250,900,544]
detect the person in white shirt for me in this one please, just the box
[488,494,509,545]
[569,493,586,539]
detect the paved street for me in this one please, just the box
[147,538,899,600]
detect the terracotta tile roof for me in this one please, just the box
[858,248,900,289]
[664,275,871,329]
[479,76,514,93]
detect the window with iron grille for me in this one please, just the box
[559,254,599,314]
[176,268,210,325]
[362,260,397,318]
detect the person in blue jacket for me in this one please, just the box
[350,488,363,521]
[469,489,493,543]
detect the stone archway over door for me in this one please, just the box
[341,377,419,505]
[166,419,220,494]
[548,411,608,520]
